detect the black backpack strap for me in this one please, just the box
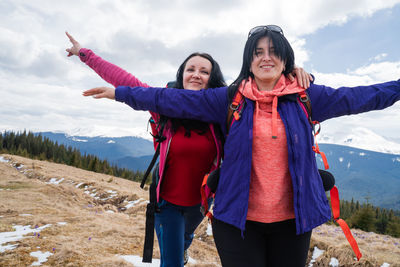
[140,144,160,188]
[142,81,176,262]
[141,117,167,262]
[140,117,167,188]
[142,165,160,263]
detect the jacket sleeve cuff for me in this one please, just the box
[115,86,128,103]
[78,48,91,62]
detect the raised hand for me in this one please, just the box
[65,31,82,57]
[287,66,314,89]
[83,87,116,100]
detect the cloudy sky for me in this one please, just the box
[1,0,400,141]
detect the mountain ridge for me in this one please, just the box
[34,130,400,210]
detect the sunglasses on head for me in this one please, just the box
[248,25,284,38]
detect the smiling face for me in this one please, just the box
[250,36,285,91]
[182,56,212,91]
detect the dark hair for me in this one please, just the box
[175,52,226,89]
[170,52,226,136]
[230,28,294,92]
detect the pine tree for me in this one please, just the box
[350,205,376,232]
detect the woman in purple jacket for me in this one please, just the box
[67,32,310,266]
[82,25,400,266]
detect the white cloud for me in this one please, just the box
[370,53,388,62]
[1,0,400,137]
[313,61,400,87]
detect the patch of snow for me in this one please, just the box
[188,256,196,264]
[75,182,84,188]
[381,263,390,267]
[329,257,339,267]
[359,152,366,156]
[71,137,88,142]
[107,140,115,144]
[308,246,324,267]
[57,222,67,226]
[30,251,53,266]
[0,156,9,163]
[339,157,344,162]
[46,177,64,185]
[19,214,33,216]
[0,224,52,253]
[125,198,147,209]
[120,255,160,266]
[15,164,24,170]
[206,223,213,236]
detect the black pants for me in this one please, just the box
[212,218,311,267]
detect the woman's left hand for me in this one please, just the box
[83,87,116,100]
[288,66,313,89]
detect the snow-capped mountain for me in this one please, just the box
[317,127,400,155]
[60,126,153,140]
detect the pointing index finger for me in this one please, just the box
[65,31,77,44]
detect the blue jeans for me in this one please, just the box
[155,199,209,267]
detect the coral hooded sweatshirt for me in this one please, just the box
[241,76,306,223]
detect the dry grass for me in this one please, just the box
[0,154,220,266]
[310,223,400,266]
[1,154,399,266]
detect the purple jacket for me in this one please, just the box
[115,79,400,234]
[79,48,222,205]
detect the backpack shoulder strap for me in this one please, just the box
[140,117,167,188]
[298,90,313,127]
[226,86,246,133]
[141,81,175,188]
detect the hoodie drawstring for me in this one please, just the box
[271,95,278,139]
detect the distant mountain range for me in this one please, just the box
[37,132,154,172]
[317,144,400,210]
[36,131,400,210]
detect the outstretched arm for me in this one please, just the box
[65,32,149,88]
[309,80,400,122]
[83,85,228,126]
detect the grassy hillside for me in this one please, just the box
[1,154,399,266]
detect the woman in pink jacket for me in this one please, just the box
[66,32,226,267]
[66,32,311,266]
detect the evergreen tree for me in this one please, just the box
[350,205,376,232]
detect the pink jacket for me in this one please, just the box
[79,48,222,204]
